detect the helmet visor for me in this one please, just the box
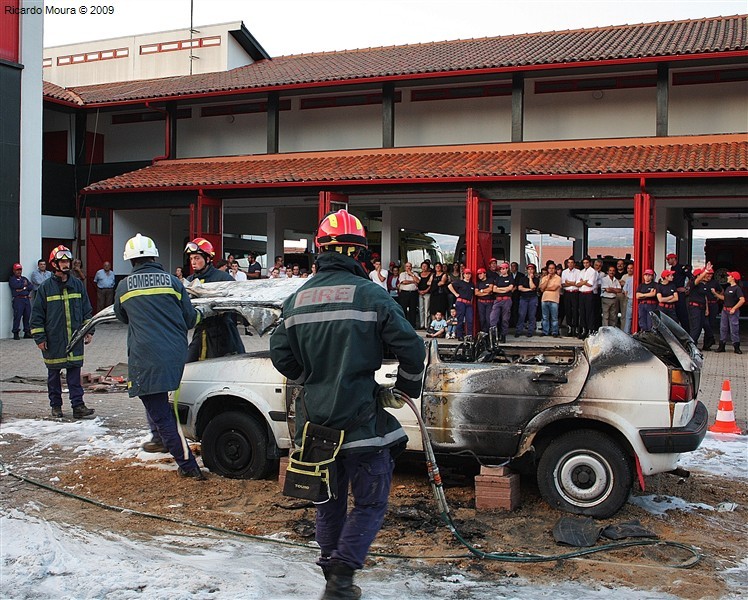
[184,242,200,254]
[53,249,73,261]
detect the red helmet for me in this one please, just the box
[315,209,367,251]
[184,237,215,260]
[49,245,73,271]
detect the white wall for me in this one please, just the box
[280,101,380,152]
[524,83,656,141]
[397,92,512,147]
[101,116,165,162]
[113,209,187,275]
[178,111,267,158]
[669,81,748,135]
[43,23,243,87]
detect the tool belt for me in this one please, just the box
[284,422,344,504]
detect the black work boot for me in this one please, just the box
[178,467,206,480]
[320,563,361,600]
[23,332,33,339]
[715,342,726,353]
[13,332,20,340]
[72,404,95,419]
[142,440,167,453]
[701,343,712,352]
[50,406,63,418]
[734,343,743,355]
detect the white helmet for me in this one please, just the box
[123,233,159,260]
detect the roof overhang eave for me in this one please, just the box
[49,49,748,110]
[80,169,748,195]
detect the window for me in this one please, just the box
[139,35,222,55]
[411,83,512,101]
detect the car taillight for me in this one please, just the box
[670,369,692,402]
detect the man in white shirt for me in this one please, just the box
[560,258,581,337]
[368,258,388,290]
[600,265,622,326]
[575,256,597,339]
[230,261,247,281]
[592,259,604,333]
[621,262,635,333]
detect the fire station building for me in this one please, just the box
[2,13,747,333]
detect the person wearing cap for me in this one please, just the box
[489,262,514,343]
[666,252,692,328]
[713,271,744,354]
[560,257,581,337]
[515,264,540,337]
[474,267,494,333]
[687,262,720,350]
[485,257,500,286]
[656,270,679,321]
[635,269,658,332]
[9,263,32,340]
[447,268,474,340]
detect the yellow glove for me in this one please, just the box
[377,386,409,409]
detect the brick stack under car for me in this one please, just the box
[474,465,520,511]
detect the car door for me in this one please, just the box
[422,347,589,457]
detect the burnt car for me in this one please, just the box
[175,297,706,518]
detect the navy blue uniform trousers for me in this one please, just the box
[140,392,199,471]
[316,449,394,571]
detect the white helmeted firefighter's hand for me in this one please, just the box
[377,385,409,409]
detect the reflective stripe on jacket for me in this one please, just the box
[186,263,245,361]
[30,275,93,369]
[114,262,198,397]
[270,251,426,453]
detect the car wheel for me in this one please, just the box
[201,411,270,479]
[537,429,633,518]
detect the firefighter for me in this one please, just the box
[269,209,425,600]
[30,246,95,419]
[113,233,206,478]
[184,237,245,362]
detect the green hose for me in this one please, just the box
[401,396,702,568]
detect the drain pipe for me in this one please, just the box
[145,101,171,163]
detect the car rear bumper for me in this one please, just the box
[638,401,708,454]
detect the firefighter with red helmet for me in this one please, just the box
[30,245,95,419]
[184,237,245,362]
[270,209,425,600]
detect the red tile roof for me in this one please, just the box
[43,81,84,106]
[50,15,747,106]
[81,135,748,193]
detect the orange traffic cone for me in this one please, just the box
[709,380,742,435]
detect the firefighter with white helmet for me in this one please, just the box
[113,233,206,479]
[183,237,245,362]
[30,245,95,419]
[270,209,425,600]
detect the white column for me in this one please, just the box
[509,207,528,269]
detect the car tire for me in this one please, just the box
[201,411,270,479]
[536,429,633,518]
